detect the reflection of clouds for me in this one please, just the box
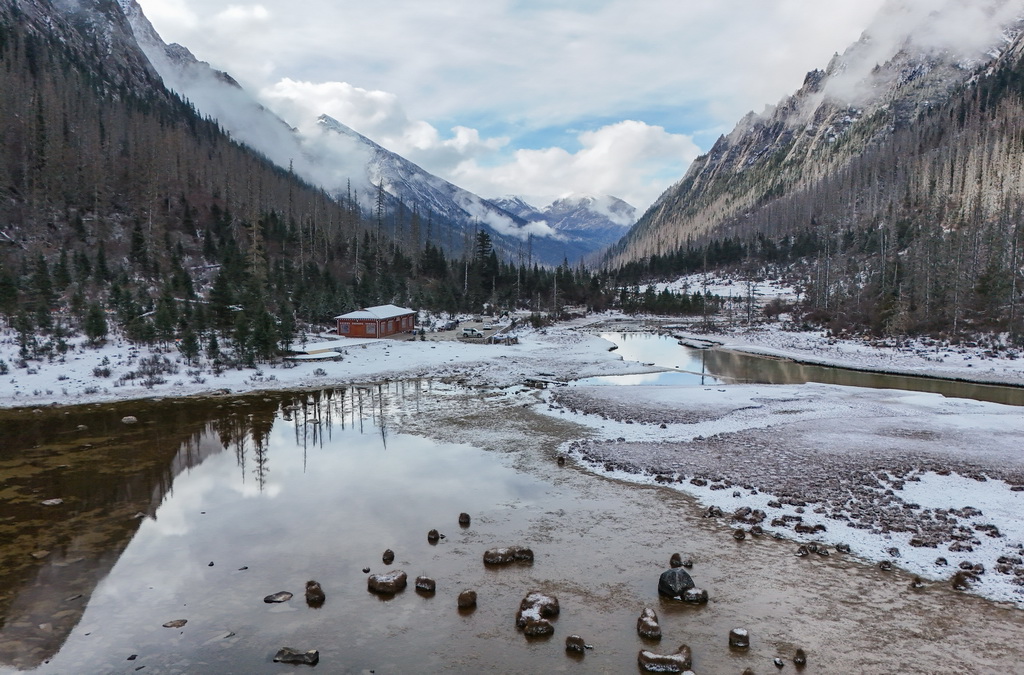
[51,415,543,672]
[599,333,705,372]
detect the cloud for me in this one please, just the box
[214,3,270,24]
[819,0,1024,106]
[136,0,198,31]
[451,121,701,210]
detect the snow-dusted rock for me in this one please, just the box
[367,570,407,595]
[637,644,692,672]
[637,607,661,639]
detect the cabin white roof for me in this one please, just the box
[334,304,415,321]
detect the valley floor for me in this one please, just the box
[2,313,1023,607]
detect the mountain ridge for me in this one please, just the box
[607,0,1024,266]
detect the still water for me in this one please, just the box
[582,332,1024,406]
[2,382,1024,673]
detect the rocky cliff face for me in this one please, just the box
[608,0,1024,266]
[7,0,164,95]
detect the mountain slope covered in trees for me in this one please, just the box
[0,0,715,369]
[607,1,1024,341]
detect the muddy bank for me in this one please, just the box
[396,387,1024,673]
[545,380,1024,606]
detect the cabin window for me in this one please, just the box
[367,323,376,335]
[339,323,350,334]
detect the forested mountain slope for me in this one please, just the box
[607,2,1024,339]
[0,0,626,363]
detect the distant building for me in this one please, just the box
[334,304,416,338]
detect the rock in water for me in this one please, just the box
[669,552,685,568]
[273,647,319,666]
[415,576,436,593]
[427,529,440,543]
[121,416,138,424]
[516,591,559,630]
[637,608,661,639]
[162,619,187,628]
[523,619,555,637]
[683,588,708,604]
[483,546,534,565]
[794,648,807,667]
[367,570,408,595]
[263,592,293,604]
[382,549,395,565]
[458,512,471,526]
[637,644,692,672]
[305,580,325,608]
[457,590,477,610]
[729,628,750,648]
[658,568,695,598]
[565,634,587,653]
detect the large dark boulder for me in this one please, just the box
[658,568,695,598]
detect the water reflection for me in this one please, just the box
[0,382,547,673]
[593,332,1024,405]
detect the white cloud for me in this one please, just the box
[214,3,270,24]
[136,0,198,31]
[452,121,701,210]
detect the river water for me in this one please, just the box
[1,369,1023,672]
[579,332,1024,406]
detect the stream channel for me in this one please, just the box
[1,336,1023,673]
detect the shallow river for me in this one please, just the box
[581,332,1024,406]
[1,378,1023,673]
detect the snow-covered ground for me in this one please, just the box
[545,381,1024,606]
[0,316,653,410]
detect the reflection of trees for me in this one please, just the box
[251,413,274,492]
[0,379,462,668]
[0,397,259,669]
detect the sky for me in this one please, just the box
[133,0,894,211]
